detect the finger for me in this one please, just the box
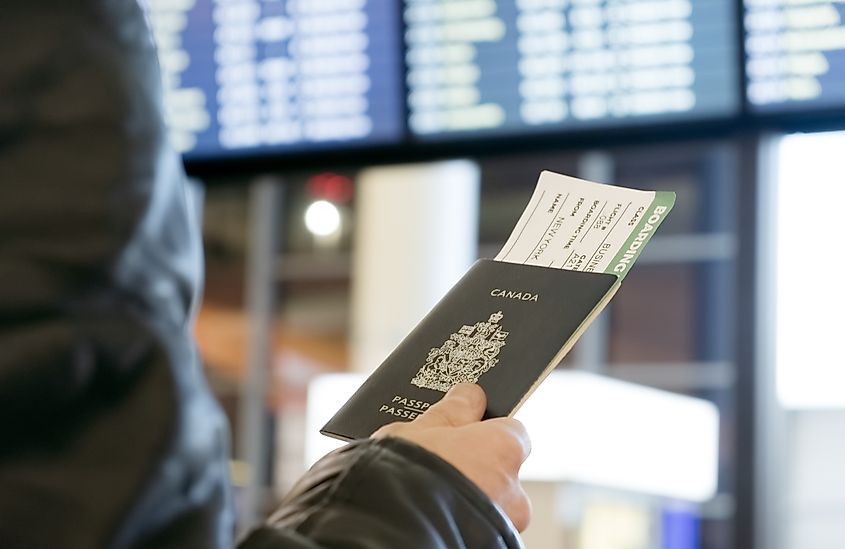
[413,383,486,428]
[502,482,532,532]
[483,417,531,464]
[371,421,408,439]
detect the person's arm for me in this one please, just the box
[241,438,521,549]
[240,385,530,549]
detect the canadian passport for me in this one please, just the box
[322,171,675,441]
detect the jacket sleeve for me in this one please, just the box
[239,437,524,549]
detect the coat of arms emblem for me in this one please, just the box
[410,310,509,392]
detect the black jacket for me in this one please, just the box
[0,1,522,547]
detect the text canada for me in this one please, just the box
[490,289,539,301]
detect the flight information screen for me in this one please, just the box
[143,0,404,159]
[746,0,845,112]
[405,0,739,139]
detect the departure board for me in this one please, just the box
[746,0,845,112]
[405,0,739,139]
[142,0,404,159]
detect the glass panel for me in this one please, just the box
[609,264,698,363]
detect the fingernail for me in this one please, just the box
[447,383,474,394]
[446,383,484,404]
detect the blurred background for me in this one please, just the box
[143,1,844,548]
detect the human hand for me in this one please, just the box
[372,383,532,531]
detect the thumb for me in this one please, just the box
[413,383,487,428]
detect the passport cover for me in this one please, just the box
[321,259,619,441]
